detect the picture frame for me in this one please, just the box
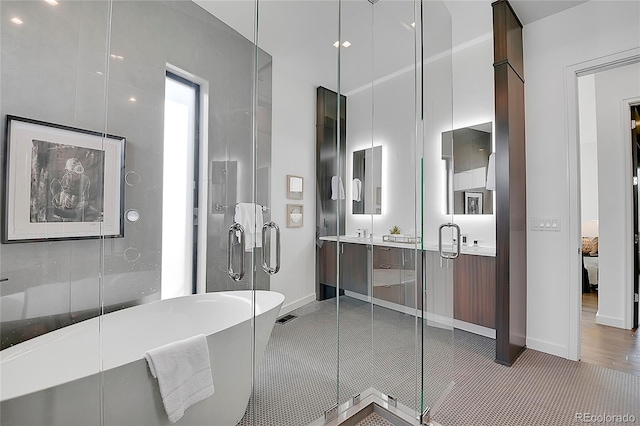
[286,204,303,228]
[287,175,303,200]
[3,115,126,242]
[464,191,483,215]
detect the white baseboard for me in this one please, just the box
[595,311,626,329]
[345,291,459,332]
[526,337,568,358]
[345,292,500,338]
[279,293,316,316]
[425,313,454,331]
[344,290,371,303]
[453,319,495,339]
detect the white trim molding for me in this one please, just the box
[526,337,568,359]
[595,312,626,329]
[279,293,316,316]
[453,319,496,339]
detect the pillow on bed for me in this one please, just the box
[582,237,593,254]
[589,237,598,254]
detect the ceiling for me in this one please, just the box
[509,0,589,25]
[194,0,590,92]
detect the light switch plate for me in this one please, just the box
[531,216,561,231]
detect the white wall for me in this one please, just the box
[346,73,418,239]
[523,1,640,357]
[593,62,640,328]
[345,36,496,248]
[450,37,496,248]
[269,56,318,314]
[578,74,599,224]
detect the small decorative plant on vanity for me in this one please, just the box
[390,225,401,235]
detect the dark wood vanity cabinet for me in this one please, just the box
[453,254,496,329]
[373,246,402,268]
[372,246,420,307]
[318,242,338,287]
[372,246,404,305]
[318,241,368,295]
[342,243,368,295]
[319,242,496,331]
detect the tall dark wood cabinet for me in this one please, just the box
[316,87,347,300]
[493,0,527,366]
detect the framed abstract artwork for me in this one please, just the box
[3,116,125,242]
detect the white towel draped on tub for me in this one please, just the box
[144,334,215,424]
[234,203,264,252]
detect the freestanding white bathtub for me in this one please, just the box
[0,290,284,426]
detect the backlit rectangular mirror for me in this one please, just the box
[442,122,494,214]
[352,146,382,215]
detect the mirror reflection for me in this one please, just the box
[352,146,382,215]
[442,122,494,214]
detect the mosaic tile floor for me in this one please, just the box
[354,412,394,426]
[239,296,640,426]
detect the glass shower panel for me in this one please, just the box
[336,0,425,417]
[0,1,111,424]
[368,0,422,415]
[336,0,375,410]
[252,1,342,424]
[335,0,455,421]
[420,0,455,420]
[99,1,262,425]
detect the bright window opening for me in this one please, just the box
[162,73,198,299]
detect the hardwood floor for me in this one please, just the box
[581,292,640,376]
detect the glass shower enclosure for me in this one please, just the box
[0,0,454,425]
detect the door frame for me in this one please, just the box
[631,103,640,330]
[566,48,640,361]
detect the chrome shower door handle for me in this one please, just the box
[438,223,452,260]
[228,223,245,281]
[450,223,461,259]
[261,221,281,275]
[439,222,460,260]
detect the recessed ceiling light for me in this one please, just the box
[10,17,23,25]
[44,0,59,6]
[129,97,137,102]
[342,41,351,48]
[96,71,104,75]
[411,22,415,28]
[333,41,340,48]
[110,54,124,60]
[333,41,352,48]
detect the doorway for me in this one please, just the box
[575,62,640,375]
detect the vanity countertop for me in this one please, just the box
[319,236,496,257]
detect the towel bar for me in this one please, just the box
[215,203,269,212]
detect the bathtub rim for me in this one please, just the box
[0,290,284,402]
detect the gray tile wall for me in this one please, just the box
[0,0,272,348]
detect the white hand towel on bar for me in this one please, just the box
[352,178,362,202]
[144,334,214,424]
[331,176,345,200]
[234,202,264,252]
